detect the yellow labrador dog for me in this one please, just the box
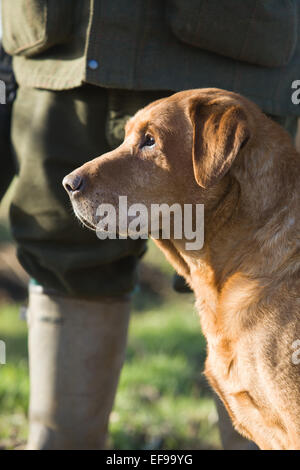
[63,89,300,450]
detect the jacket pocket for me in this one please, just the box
[2,0,74,57]
[167,0,298,67]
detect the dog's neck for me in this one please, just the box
[202,139,299,284]
[204,176,240,246]
[233,143,297,219]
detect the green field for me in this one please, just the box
[0,241,221,450]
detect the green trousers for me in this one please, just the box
[9,86,169,297]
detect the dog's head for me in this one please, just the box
[63,88,256,235]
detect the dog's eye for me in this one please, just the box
[141,134,156,149]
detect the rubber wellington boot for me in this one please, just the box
[26,285,130,450]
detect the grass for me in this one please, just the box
[0,240,221,450]
[0,304,29,448]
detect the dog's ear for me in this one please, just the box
[189,100,250,189]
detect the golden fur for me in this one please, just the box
[64,89,300,450]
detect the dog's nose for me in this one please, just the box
[63,173,84,194]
